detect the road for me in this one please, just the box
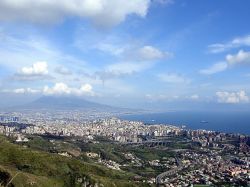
[155,157,183,185]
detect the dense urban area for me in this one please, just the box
[0,111,249,187]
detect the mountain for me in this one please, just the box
[21,96,116,110]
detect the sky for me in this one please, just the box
[0,0,250,110]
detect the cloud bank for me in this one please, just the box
[19,61,48,76]
[216,90,249,104]
[43,82,94,96]
[0,0,150,27]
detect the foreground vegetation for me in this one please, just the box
[0,135,150,187]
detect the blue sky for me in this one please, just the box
[0,0,250,110]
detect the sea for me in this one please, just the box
[120,111,250,135]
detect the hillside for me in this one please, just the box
[0,136,149,187]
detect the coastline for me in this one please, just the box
[119,110,250,135]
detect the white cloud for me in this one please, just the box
[95,42,170,61]
[97,45,172,81]
[200,50,250,75]
[199,62,228,75]
[158,73,191,84]
[74,29,172,82]
[12,61,52,81]
[95,45,171,81]
[0,0,150,27]
[0,30,89,84]
[43,83,71,95]
[208,35,250,53]
[226,50,250,65]
[43,82,94,96]
[189,94,199,100]
[74,27,172,61]
[19,61,48,76]
[80,84,93,93]
[136,45,170,61]
[216,90,249,104]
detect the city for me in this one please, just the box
[0,112,249,186]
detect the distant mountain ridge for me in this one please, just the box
[22,96,115,110]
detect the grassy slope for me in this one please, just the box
[0,165,63,187]
[0,136,150,187]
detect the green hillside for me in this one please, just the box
[0,136,150,187]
